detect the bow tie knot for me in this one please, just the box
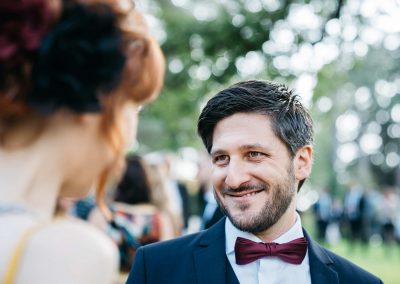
[235,236,308,265]
[263,242,276,256]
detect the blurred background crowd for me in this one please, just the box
[64,150,400,247]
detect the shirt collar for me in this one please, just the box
[225,212,304,254]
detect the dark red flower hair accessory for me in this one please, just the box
[0,0,51,67]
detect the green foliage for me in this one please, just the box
[138,0,297,150]
[137,0,400,190]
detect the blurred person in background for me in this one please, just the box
[379,187,399,245]
[160,154,190,233]
[359,188,380,245]
[325,197,343,245]
[145,153,190,235]
[127,80,382,284]
[145,159,183,237]
[343,183,365,244]
[394,189,400,245]
[0,0,164,283]
[89,155,175,273]
[72,191,97,220]
[313,187,332,244]
[197,151,224,230]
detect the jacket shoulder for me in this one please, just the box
[127,218,227,284]
[319,246,382,283]
[126,231,207,284]
[141,230,204,255]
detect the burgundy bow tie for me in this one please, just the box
[235,236,308,265]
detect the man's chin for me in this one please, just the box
[228,214,257,232]
[231,220,265,233]
[227,210,277,233]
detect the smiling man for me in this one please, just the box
[126,80,382,284]
[210,112,302,241]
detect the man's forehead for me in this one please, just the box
[212,113,274,138]
[209,112,291,155]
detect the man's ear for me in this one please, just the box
[294,145,313,182]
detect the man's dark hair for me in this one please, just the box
[197,79,314,158]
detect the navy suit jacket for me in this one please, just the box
[126,217,382,284]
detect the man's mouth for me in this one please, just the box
[225,189,264,198]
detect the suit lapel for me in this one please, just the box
[303,230,339,284]
[194,218,239,284]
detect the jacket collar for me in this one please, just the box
[193,217,239,284]
[303,229,339,284]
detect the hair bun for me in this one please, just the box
[30,3,125,113]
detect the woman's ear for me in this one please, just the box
[294,145,313,182]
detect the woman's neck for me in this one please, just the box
[0,140,61,220]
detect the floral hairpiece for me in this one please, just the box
[29,3,126,113]
[0,0,51,99]
[0,0,51,65]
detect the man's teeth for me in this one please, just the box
[243,192,258,197]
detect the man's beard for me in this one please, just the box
[215,164,296,234]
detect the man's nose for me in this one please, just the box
[224,159,251,189]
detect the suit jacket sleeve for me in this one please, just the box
[126,247,146,284]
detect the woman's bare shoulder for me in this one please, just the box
[16,217,119,284]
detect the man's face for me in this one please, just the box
[210,112,298,234]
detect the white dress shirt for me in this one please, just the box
[165,180,183,215]
[225,213,311,284]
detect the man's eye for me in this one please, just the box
[248,152,264,158]
[213,155,229,165]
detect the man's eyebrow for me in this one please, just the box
[238,143,267,151]
[210,149,226,157]
[211,144,268,156]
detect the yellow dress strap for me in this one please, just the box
[3,222,47,284]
